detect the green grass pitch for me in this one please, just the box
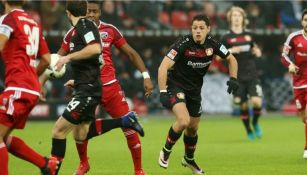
[8,114,307,175]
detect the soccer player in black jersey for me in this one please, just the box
[47,1,144,174]
[158,14,239,174]
[221,6,263,141]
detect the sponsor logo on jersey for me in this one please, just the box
[187,61,211,68]
[297,43,303,48]
[176,92,185,99]
[230,38,237,43]
[167,49,178,60]
[206,48,213,56]
[102,42,110,47]
[219,45,229,55]
[297,52,307,57]
[100,32,108,39]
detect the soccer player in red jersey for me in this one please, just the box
[0,1,58,174]
[57,1,153,175]
[281,9,307,159]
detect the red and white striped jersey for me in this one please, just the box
[0,9,49,95]
[281,30,307,89]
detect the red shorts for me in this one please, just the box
[0,90,38,129]
[101,81,129,118]
[294,88,307,112]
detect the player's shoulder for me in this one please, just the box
[206,34,220,45]
[285,30,303,44]
[63,27,74,40]
[175,35,192,45]
[99,21,123,34]
[288,30,303,39]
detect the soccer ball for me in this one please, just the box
[44,54,66,78]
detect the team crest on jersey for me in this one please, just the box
[100,32,108,39]
[245,35,251,41]
[206,48,213,56]
[167,49,178,60]
[176,92,185,99]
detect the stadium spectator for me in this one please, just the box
[0,1,58,174]
[221,6,263,141]
[158,14,238,174]
[47,1,144,174]
[245,2,266,29]
[201,1,227,29]
[59,1,153,174]
[281,9,307,159]
[100,0,123,28]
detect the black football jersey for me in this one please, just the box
[68,18,102,97]
[165,34,230,91]
[221,30,257,81]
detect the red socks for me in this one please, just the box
[0,142,9,175]
[6,136,46,168]
[76,140,88,162]
[123,129,142,171]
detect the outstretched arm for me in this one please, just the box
[120,43,153,97]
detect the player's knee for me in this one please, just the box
[178,118,190,129]
[186,127,198,136]
[52,127,66,139]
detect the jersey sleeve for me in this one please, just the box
[281,34,294,67]
[165,36,187,62]
[0,14,15,39]
[76,20,100,45]
[112,26,127,48]
[37,29,50,56]
[61,28,73,53]
[209,35,230,59]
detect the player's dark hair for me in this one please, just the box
[192,14,210,26]
[66,0,87,17]
[6,0,25,6]
[302,9,307,20]
[88,0,102,8]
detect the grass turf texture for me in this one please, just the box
[8,114,307,175]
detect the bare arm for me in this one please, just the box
[119,43,154,97]
[158,57,175,91]
[55,43,101,71]
[57,47,68,56]
[36,53,51,76]
[0,34,8,52]
[225,54,238,78]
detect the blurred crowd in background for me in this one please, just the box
[1,0,306,114]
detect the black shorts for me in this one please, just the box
[167,83,202,118]
[234,79,263,103]
[62,96,100,125]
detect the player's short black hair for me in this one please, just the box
[302,9,307,20]
[6,0,25,6]
[66,0,87,17]
[192,14,211,26]
[88,0,102,8]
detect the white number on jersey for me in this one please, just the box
[24,24,39,57]
[66,98,81,112]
